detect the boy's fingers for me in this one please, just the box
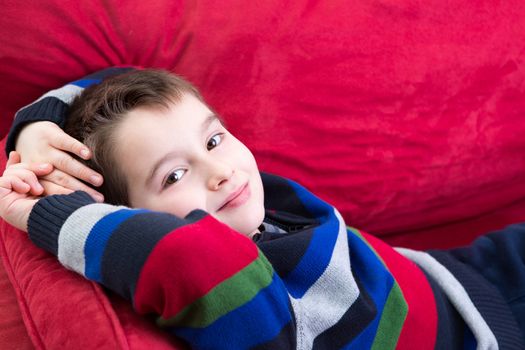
[40,171,104,202]
[40,180,104,203]
[0,176,15,192]
[39,180,74,196]
[10,177,31,194]
[5,160,52,174]
[52,150,103,187]
[51,133,91,160]
[4,168,44,194]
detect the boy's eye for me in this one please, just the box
[207,133,223,150]
[164,169,186,187]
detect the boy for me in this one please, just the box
[1,68,524,349]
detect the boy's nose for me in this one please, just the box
[206,161,234,190]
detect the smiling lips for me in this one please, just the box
[218,183,250,211]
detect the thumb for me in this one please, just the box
[6,151,21,166]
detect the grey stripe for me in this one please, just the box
[292,209,359,350]
[396,248,498,350]
[16,84,83,116]
[58,203,125,275]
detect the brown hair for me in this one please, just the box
[65,69,205,206]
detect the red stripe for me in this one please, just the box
[133,215,259,318]
[363,232,437,349]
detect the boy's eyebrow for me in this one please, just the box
[201,114,221,133]
[145,114,220,187]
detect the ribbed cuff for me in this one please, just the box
[27,191,95,256]
[5,97,69,155]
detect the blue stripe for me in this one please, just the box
[343,229,395,349]
[175,273,292,349]
[284,217,339,298]
[279,177,398,347]
[283,180,339,298]
[84,208,148,282]
[287,179,334,218]
[70,78,101,88]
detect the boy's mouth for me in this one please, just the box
[218,183,250,211]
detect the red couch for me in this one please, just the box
[1,0,525,348]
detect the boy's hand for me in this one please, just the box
[15,121,104,202]
[0,152,54,231]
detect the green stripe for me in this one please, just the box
[157,249,274,328]
[349,226,408,349]
[371,283,408,350]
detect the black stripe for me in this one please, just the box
[420,269,465,350]
[101,209,206,301]
[261,172,314,219]
[257,226,315,278]
[312,275,376,349]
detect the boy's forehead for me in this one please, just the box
[115,101,222,160]
[127,94,214,122]
[123,107,221,134]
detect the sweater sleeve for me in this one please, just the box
[5,67,136,155]
[27,191,295,349]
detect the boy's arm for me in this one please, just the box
[5,67,135,155]
[5,67,136,200]
[28,191,295,349]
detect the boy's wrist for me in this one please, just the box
[21,199,38,232]
[4,198,38,233]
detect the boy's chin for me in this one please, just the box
[247,227,262,238]
[232,222,263,238]
[218,205,265,239]
[225,217,264,239]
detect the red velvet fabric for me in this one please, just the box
[0,139,185,349]
[0,247,33,350]
[1,0,525,348]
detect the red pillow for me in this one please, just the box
[0,138,185,349]
[0,245,33,349]
[1,0,525,348]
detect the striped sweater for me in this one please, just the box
[9,68,525,349]
[25,173,524,349]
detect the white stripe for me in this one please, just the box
[396,248,498,350]
[38,84,84,104]
[58,203,124,276]
[16,84,84,117]
[292,209,359,350]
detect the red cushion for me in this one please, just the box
[1,0,525,348]
[0,247,33,350]
[0,138,185,349]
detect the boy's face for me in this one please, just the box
[113,94,265,237]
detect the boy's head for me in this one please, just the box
[66,69,265,236]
